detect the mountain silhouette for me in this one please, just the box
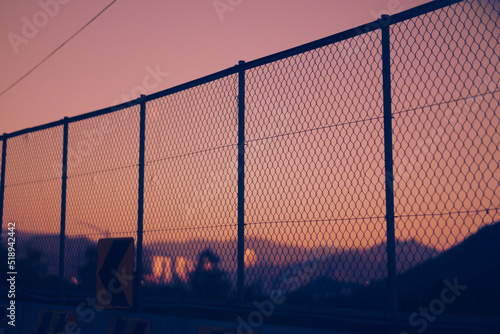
[5,229,440,294]
[327,239,440,284]
[395,221,500,315]
[355,221,500,315]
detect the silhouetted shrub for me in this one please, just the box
[189,249,231,299]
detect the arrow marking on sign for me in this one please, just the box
[97,239,132,307]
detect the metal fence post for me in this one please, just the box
[59,118,69,300]
[135,95,146,310]
[0,134,7,242]
[381,15,397,312]
[237,60,246,302]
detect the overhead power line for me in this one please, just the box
[0,0,119,98]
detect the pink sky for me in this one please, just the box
[0,0,429,135]
[1,0,499,262]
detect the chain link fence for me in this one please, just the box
[64,106,140,295]
[244,30,387,304]
[0,0,498,317]
[1,127,63,296]
[390,0,500,314]
[143,75,239,301]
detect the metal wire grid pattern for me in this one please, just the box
[391,0,500,312]
[244,31,387,302]
[64,106,140,293]
[0,0,497,315]
[392,0,500,253]
[143,75,239,300]
[1,127,63,294]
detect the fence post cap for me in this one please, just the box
[379,14,392,26]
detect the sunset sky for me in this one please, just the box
[0,0,499,272]
[0,0,431,135]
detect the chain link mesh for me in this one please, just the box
[143,75,238,301]
[244,30,387,307]
[0,0,498,318]
[1,127,63,295]
[391,0,500,314]
[64,107,140,295]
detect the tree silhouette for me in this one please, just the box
[78,246,97,292]
[16,247,55,290]
[189,249,231,299]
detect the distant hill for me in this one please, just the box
[396,221,500,315]
[3,227,442,301]
[140,234,440,301]
[353,221,500,315]
[328,239,440,284]
[2,231,96,279]
[4,221,499,316]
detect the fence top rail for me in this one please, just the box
[3,98,141,140]
[2,0,462,141]
[241,0,462,71]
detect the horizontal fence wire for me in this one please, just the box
[0,0,498,320]
[244,29,387,307]
[391,0,500,315]
[62,106,140,296]
[142,74,239,301]
[1,127,63,295]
